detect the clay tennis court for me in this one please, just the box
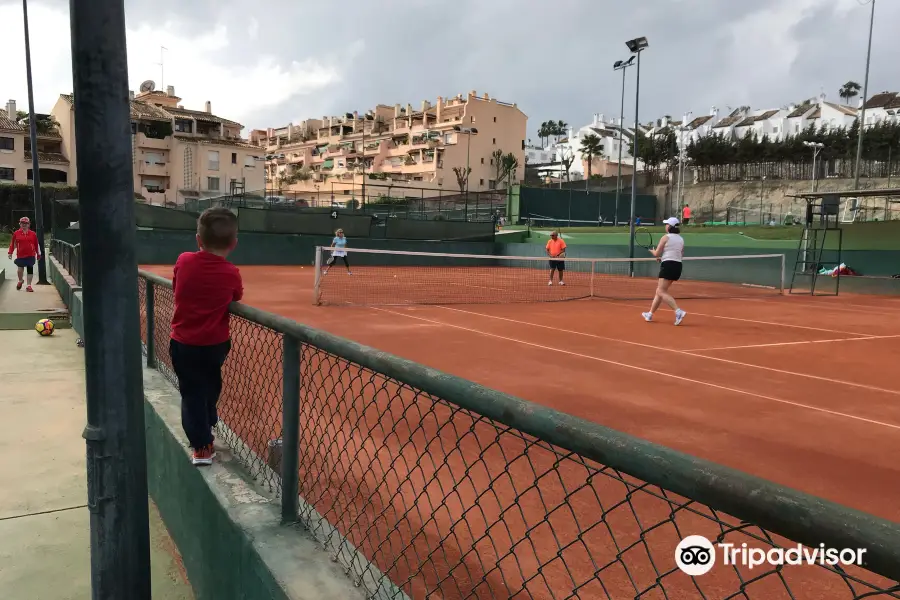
[142,263,900,597]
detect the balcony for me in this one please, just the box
[138,162,168,177]
[136,133,170,150]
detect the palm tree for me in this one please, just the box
[554,120,569,143]
[839,81,862,106]
[578,133,603,189]
[538,121,550,147]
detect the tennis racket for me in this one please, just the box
[634,227,654,251]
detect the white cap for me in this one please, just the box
[663,217,679,226]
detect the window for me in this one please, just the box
[492,138,496,144]
[142,178,164,192]
[490,158,494,166]
[0,167,14,181]
[244,156,256,168]
[144,152,163,165]
[174,119,193,133]
[488,179,496,190]
[207,176,220,191]
[470,116,475,123]
[493,117,497,122]
[0,137,13,151]
[479,178,484,186]
[231,152,237,164]
[208,151,219,171]
[480,158,484,164]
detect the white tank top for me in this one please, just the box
[661,233,684,262]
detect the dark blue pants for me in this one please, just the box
[169,339,231,449]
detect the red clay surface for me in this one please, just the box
[143,264,900,598]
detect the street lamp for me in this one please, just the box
[22,0,49,285]
[677,112,692,219]
[803,141,824,192]
[613,55,635,226]
[625,36,648,276]
[853,0,876,197]
[453,125,478,220]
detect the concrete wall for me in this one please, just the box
[653,176,898,222]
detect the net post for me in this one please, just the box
[313,246,322,305]
[780,253,786,295]
[145,280,155,368]
[590,260,595,298]
[280,334,301,523]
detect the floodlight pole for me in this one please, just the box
[852,0,875,201]
[628,47,644,277]
[22,0,49,285]
[614,60,630,226]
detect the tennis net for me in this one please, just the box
[314,247,785,306]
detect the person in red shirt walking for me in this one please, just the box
[7,217,41,292]
[169,208,243,466]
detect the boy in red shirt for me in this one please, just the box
[7,217,41,292]
[169,208,243,466]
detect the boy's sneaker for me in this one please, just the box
[16,281,23,290]
[26,286,33,292]
[191,445,214,466]
[642,312,653,322]
[674,309,687,326]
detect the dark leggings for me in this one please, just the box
[169,339,231,449]
[327,256,350,269]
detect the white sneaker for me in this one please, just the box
[642,312,653,322]
[548,280,553,286]
[559,281,566,286]
[347,271,352,275]
[674,309,686,326]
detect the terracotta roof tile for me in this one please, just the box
[713,116,741,128]
[173,134,257,149]
[808,107,822,119]
[823,102,857,116]
[735,117,756,127]
[686,115,713,129]
[0,109,25,132]
[167,106,241,128]
[130,100,172,122]
[863,92,898,109]
[756,110,779,121]
[787,103,814,118]
[25,151,69,164]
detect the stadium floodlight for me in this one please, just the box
[803,142,825,192]
[624,36,648,275]
[625,36,649,53]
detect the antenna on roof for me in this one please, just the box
[139,80,156,93]
[158,46,167,90]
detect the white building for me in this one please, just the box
[861,91,900,127]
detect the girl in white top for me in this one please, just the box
[323,229,351,275]
[643,217,687,325]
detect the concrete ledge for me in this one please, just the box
[142,366,366,600]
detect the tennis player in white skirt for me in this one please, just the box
[643,217,687,325]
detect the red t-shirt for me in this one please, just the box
[9,229,39,258]
[170,251,243,346]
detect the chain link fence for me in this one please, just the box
[135,270,900,600]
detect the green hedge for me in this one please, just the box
[0,184,79,232]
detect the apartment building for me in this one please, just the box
[255,91,527,201]
[51,84,263,205]
[0,99,70,185]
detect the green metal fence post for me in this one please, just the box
[145,281,155,368]
[281,334,301,522]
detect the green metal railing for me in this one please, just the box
[136,269,900,599]
[49,239,82,286]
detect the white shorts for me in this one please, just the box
[332,251,347,257]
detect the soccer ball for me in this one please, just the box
[35,318,54,336]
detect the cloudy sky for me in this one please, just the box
[1,0,896,141]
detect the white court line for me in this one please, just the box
[593,299,873,336]
[684,334,900,352]
[372,307,900,432]
[435,306,900,397]
[737,297,900,316]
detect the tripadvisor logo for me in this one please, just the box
[675,535,867,576]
